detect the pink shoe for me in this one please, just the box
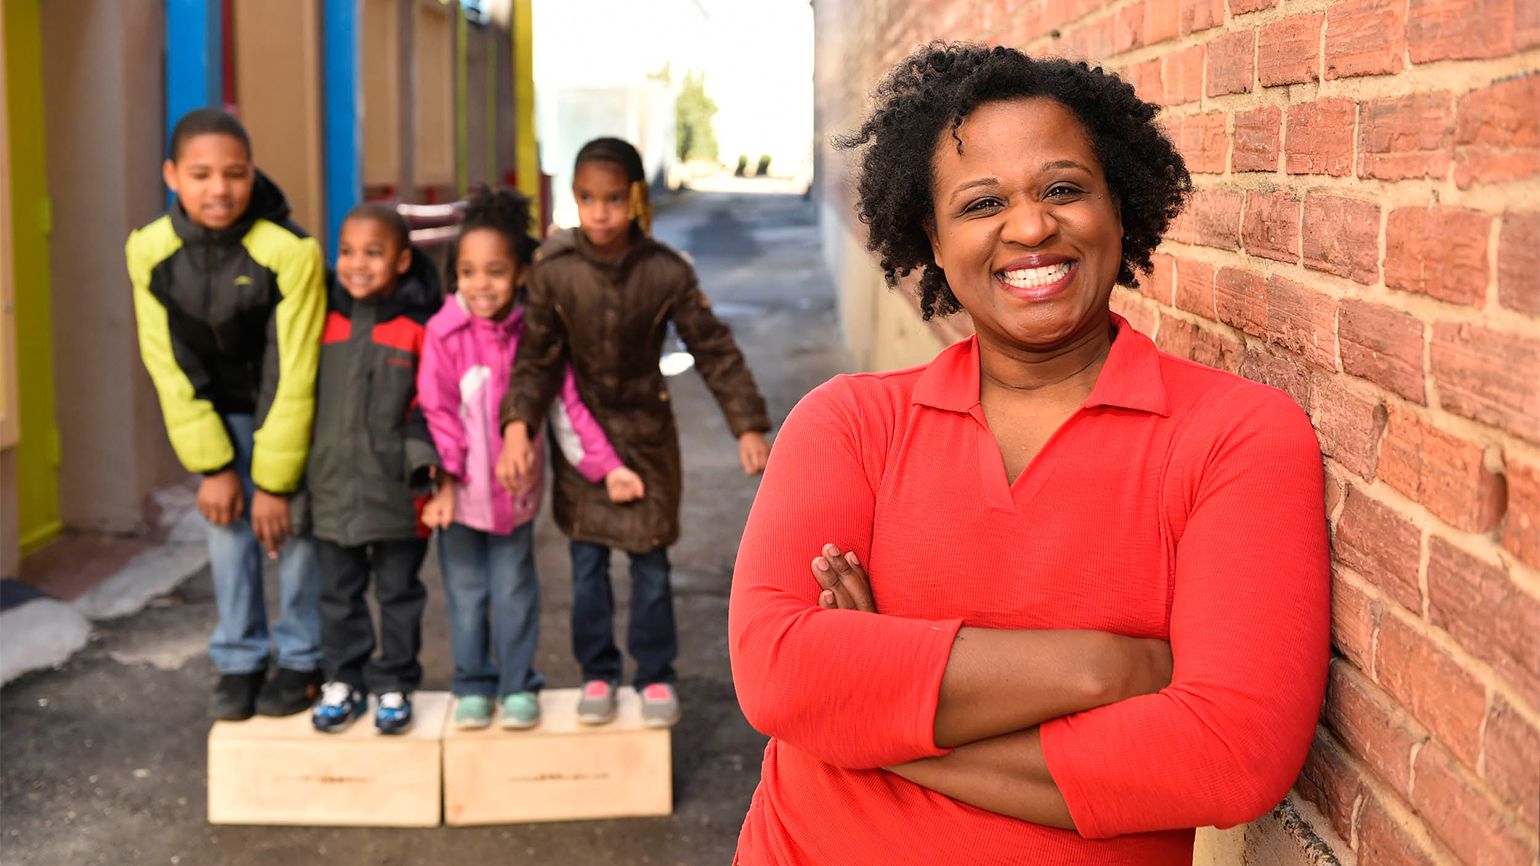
[640,683,680,728]
[576,680,616,725]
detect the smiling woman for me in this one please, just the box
[727,43,1331,865]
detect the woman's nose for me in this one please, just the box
[1000,201,1057,247]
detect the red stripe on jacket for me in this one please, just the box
[321,311,351,344]
[372,317,425,355]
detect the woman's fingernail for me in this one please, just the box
[845,552,860,566]
[820,591,834,606]
[823,544,839,557]
[813,557,829,572]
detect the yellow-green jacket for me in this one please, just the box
[125,172,323,494]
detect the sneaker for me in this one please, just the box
[453,695,493,729]
[499,692,540,729]
[375,691,413,735]
[640,683,680,728]
[256,667,323,717]
[210,671,266,721]
[576,680,617,725]
[311,681,365,733]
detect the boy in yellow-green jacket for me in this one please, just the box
[126,108,324,720]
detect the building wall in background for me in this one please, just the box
[233,0,325,236]
[814,2,1539,865]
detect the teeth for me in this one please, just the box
[1000,262,1072,288]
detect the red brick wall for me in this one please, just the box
[813,2,1539,863]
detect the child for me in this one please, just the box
[498,138,771,728]
[126,108,324,721]
[417,187,635,730]
[307,204,443,734]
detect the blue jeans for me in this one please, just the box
[437,522,544,698]
[204,413,321,674]
[569,541,676,688]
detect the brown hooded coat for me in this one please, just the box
[501,227,770,552]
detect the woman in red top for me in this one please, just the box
[728,44,1330,864]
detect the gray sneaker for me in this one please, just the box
[576,680,617,725]
[640,683,680,728]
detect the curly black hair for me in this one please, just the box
[836,43,1192,319]
[446,185,539,295]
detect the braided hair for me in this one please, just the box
[446,186,539,295]
[574,137,653,235]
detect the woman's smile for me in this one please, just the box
[994,256,1079,301]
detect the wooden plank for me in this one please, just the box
[207,691,449,827]
[443,687,672,825]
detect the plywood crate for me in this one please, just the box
[207,691,450,826]
[443,687,672,825]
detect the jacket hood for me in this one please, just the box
[327,246,444,322]
[169,169,296,245]
[543,225,652,272]
[427,288,525,337]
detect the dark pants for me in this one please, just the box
[316,537,429,693]
[569,540,676,688]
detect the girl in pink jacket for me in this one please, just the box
[417,188,641,730]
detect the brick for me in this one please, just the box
[1189,322,1243,371]
[1302,196,1380,284]
[1174,112,1228,174]
[1168,203,1198,245]
[1427,538,1537,706]
[1411,741,1537,866]
[1139,252,1175,304]
[1163,44,1205,105]
[1325,463,1348,518]
[1286,99,1357,176]
[1521,0,1540,48]
[1378,406,1506,533]
[1180,0,1223,35]
[1216,266,1267,336]
[1359,789,1440,866]
[1230,0,1277,15]
[1113,2,1144,54]
[1174,257,1215,316]
[1334,486,1422,612]
[1325,0,1407,79]
[1430,323,1540,445]
[1359,93,1456,181]
[1111,290,1159,337]
[1338,300,1425,403]
[1497,213,1540,314]
[1124,58,1164,105]
[1194,187,1244,251]
[1145,0,1180,45]
[1454,75,1540,188]
[1206,30,1255,97]
[1504,459,1540,570]
[1298,731,1364,846]
[1407,0,1516,62]
[1233,106,1282,172]
[1384,207,1490,305]
[1333,572,1383,670]
[1325,661,1423,799]
[1311,374,1387,479]
[1259,14,1323,87]
[1239,345,1311,408]
[1483,694,1540,816]
[1374,612,1487,768]
[1244,190,1303,264]
[1266,274,1334,368]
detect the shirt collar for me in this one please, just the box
[912,313,1170,417]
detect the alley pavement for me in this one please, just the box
[0,189,852,866]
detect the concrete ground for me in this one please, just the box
[0,189,852,866]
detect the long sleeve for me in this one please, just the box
[728,378,961,769]
[669,268,770,437]
[1039,387,1330,838]
[549,364,623,483]
[126,222,235,475]
[501,271,569,432]
[417,329,467,479]
[250,229,325,494]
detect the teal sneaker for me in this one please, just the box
[453,695,492,729]
[499,692,540,729]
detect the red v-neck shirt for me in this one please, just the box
[729,317,1330,865]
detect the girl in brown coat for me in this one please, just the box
[498,138,771,728]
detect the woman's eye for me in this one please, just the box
[1047,184,1082,199]
[964,197,1003,213]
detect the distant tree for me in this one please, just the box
[676,71,720,163]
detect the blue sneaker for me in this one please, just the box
[374,691,413,735]
[311,681,364,733]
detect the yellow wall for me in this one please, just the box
[2,0,60,553]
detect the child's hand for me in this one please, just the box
[812,544,877,613]
[250,490,292,559]
[496,421,536,494]
[421,476,456,530]
[738,431,771,476]
[604,466,646,503]
[197,469,245,526]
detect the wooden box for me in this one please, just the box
[207,691,450,826]
[443,687,672,825]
